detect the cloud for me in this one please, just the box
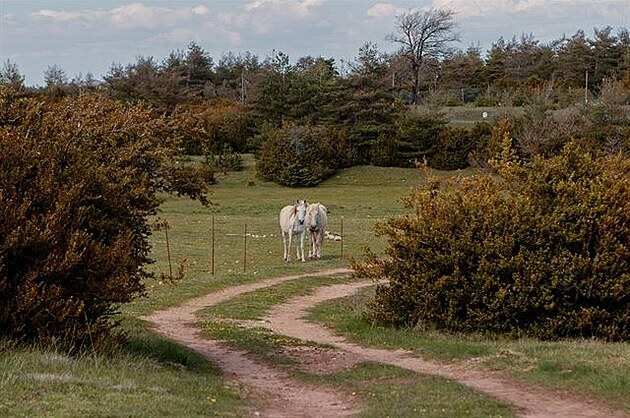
[366,3,406,18]
[242,0,327,16]
[32,8,106,23]
[192,6,210,16]
[223,0,332,36]
[429,0,628,19]
[31,3,207,29]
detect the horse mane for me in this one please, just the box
[292,199,307,217]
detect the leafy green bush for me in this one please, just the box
[0,89,211,352]
[256,124,349,187]
[382,114,489,170]
[354,139,630,341]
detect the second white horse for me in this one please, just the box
[306,202,328,259]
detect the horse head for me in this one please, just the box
[308,203,319,232]
[295,199,307,226]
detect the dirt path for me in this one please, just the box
[144,269,628,418]
[143,268,361,417]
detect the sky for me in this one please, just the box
[1,0,629,87]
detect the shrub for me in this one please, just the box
[176,99,250,156]
[213,144,244,172]
[371,133,399,167]
[0,90,210,352]
[429,126,482,170]
[256,124,349,187]
[391,111,447,167]
[354,139,630,341]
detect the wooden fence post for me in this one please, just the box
[340,216,344,258]
[243,223,248,273]
[164,223,173,278]
[211,215,215,277]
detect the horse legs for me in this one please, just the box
[316,229,324,259]
[297,231,306,262]
[283,231,290,262]
[308,230,315,259]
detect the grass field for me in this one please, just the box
[2,151,629,416]
[439,105,524,127]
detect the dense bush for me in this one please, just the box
[176,99,250,157]
[0,90,211,351]
[354,139,630,341]
[256,124,350,187]
[501,98,630,161]
[376,113,489,170]
[392,112,447,167]
[430,123,491,170]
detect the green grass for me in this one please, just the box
[310,289,630,413]
[4,153,628,416]
[312,362,514,418]
[195,274,516,417]
[438,105,524,127]
[0,335,246,417]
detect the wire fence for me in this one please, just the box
[155,215,347,278]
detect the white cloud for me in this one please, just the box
[32,8,106,23]
[367,3,406,18]
[225,0,331,35]
[242,0,327,18]
[430,0,629,19]
[31,3,209,29]
[192,6,210,16]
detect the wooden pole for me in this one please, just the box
[243,223,247,273]
[164,225,173,278]
[340,216,344,259]
[211,215,215,277]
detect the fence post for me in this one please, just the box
[211,215,215,277]
[340,216,344,259]
[164,223,173,278]
[243,223,247,273]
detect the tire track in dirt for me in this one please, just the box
[143,268,361,418]
[263,280,629,418]
[144,269,628,418]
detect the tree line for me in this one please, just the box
[2,15,628,103]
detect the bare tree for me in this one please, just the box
[387,8,460,105]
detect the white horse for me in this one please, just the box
[306,202,328,259]
[279,199,308,262]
